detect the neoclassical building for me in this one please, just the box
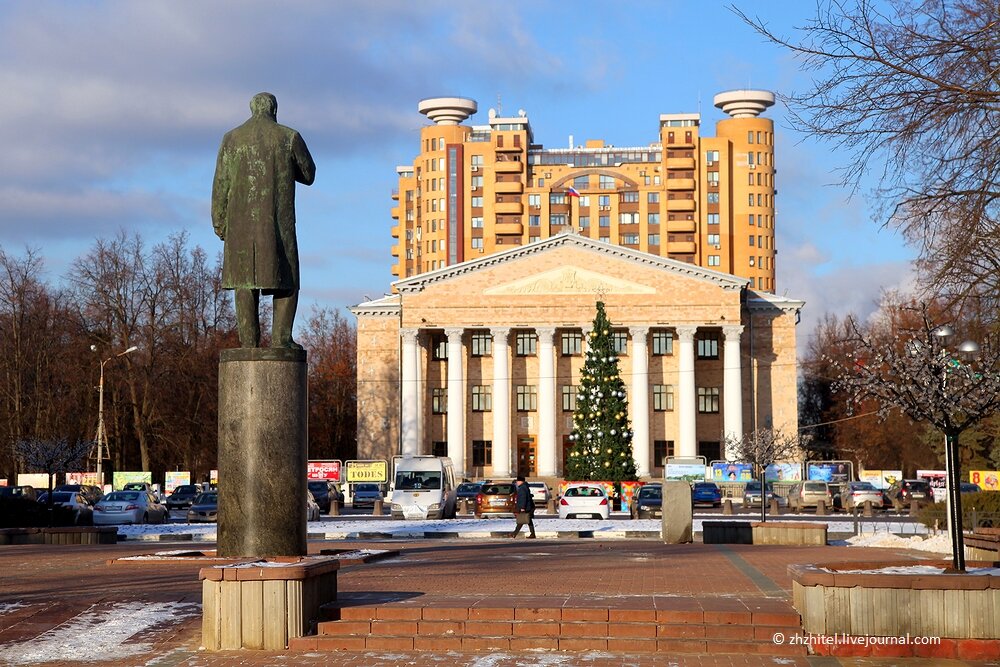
[351,233,802,480]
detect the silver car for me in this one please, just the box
[843,481,884,511]
[94,491,168,525]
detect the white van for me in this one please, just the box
[389,455,457,520]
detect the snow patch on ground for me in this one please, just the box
[840,531,951,553]
[832,564,1000,576]
[0,601,200,664]
[0,602,27,615]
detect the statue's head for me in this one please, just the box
[250,92,277,120]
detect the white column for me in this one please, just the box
[400,328,419,457]
[414,332,424,452]
[629,326,651,478]
[491,327,512,477]
[536,327,557,477]
[676,326,698,458]
[445,328,465,476]
[722,325,745,461]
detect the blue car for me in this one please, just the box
[691,482,722,508]
[631,484,662,519]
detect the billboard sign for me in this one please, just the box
[664,463,707,482]
[806,461,853,483]
[917,469,947,501]
[764,463,801,482]
[164,471,190,494]
[346,460,388,483]
[307,460,342,481]
[711,462,754,482]
[858,469,902,490]
[112,471,152,490]
[969,470,1000,491]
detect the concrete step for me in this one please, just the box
[291,602,807,656]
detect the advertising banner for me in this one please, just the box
[112,471,152,490]
[620,480,643,512]
[664,463,707,482]
[308,460,342,481]
[917,469,947,501]
[16,473,52,489]
[858,470,902,490]
[711,462,754,482]
[210,469,218,486]
[164,471,190,494]
[64,472,103,486]
[764,463,801,482]
[806,461,853,482]
[345,460,386,483]
[969,470,1000,491]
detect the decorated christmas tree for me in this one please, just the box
[564,301,639,482]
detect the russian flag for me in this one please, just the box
[566,187,581,198]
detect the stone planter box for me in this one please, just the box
[965,528,1000,561]
[200,556,339,651]
[753,521,826,546]
[0,526,118,545]
[790,560,1000,658]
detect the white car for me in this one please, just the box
[528,482,551,506]
[558,483,610,520]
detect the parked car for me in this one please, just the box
[0,485,37,501]
[475,482,516,518]
[307,480,337,513]
[306,492,321,521]
[165,484,203,511]
[961,482,982,494]
[352,483,383,508]
[558,483,610,520]
[186,492,218,523]
[528,482,551,505]
[121,482,157,499]
[885,480,934,508]
[94,490,168,525]
[631,483,662,519]
[786,481,834,512]
[691,482,722,508]
[456,482,483,502]
[843,481,884,511]
[37,491,94,525]
[54,484,103,506]
[742,481,786,509]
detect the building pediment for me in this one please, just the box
[393,233,748,294]
[483,265,655,296]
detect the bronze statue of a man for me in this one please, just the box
[212,92,316,349]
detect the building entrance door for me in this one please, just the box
[517,436,536,477]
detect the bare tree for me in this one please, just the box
[725,428,801,522]
[831,307,1000,570]
[736,0,1000,311]
[15,437,93,525]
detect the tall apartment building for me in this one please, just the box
[390,90,777,291]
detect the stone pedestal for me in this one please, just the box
[218,348,308,558]
[661,481,693,544]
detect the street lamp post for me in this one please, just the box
[932,326,980,571]
[93,345,138,487]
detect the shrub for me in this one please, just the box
[916,492,1000,530]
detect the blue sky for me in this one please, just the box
[0,1,915,348]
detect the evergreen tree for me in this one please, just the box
[564,301,638,482]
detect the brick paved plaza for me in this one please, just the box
[0,538,996,666]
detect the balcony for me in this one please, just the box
[390,245,400,257]
[665,179,696,191]
[666,157,696,170]
[494,160,523,174]
[390,225,401,238]
[495,143,523,153]
[667,241,697,255]
[666,199,696,212]
[666,219,697,233]
[391,205,401,219]
[390,265,400,277]
[495,222,524,235]
[495,201,524,215]
[494,181,524,194]
[391,188,399,200]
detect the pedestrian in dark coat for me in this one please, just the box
[510,476,536,539]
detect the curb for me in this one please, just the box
[118,530,664,542]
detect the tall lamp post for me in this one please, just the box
[93,345,138,487]
[931,326,980,572]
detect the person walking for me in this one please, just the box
[510,476,536,539]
